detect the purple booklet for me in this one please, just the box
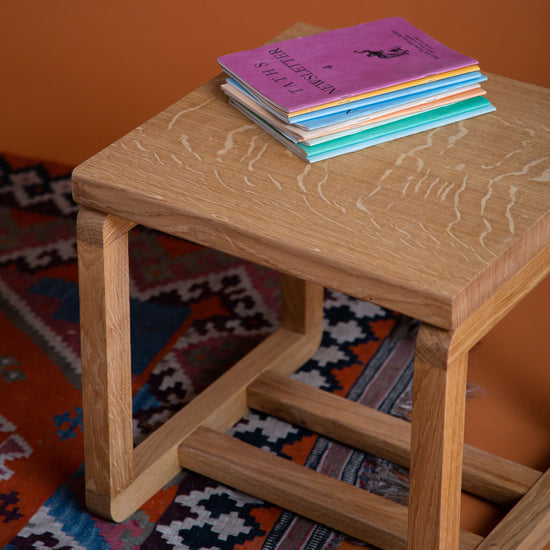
[218,17,478,114]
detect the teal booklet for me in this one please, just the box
[223,76,487,144]
[231,96,496,163]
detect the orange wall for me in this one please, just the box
[1,0,549,166]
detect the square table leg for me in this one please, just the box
[409,324,468,549]
[77,207,137,512]
[76,206,325,520]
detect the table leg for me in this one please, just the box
[76,220,324,521]
[281,274,324,334]
[77,206,137,513]
[408,324,468,550]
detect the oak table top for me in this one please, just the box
[72,23,550,330]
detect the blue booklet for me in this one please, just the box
[225,71,486,129]
[231,96,496,163]
[290,73,487,128]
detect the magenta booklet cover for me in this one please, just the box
[218,17,478,113]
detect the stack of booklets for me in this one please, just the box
[217,17,495,163]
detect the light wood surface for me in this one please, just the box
[91,326,323,522]
[179,426,484,550]
[72,23,550,330]
[448,242,550,367]
[180,426,408,550]
[477,467,550,549]
[76,236,324,521]
[281,275,324,333]
[77,207,135,500]
[248,372,542,506]
[408,324,469,549]
[72,21,550,550]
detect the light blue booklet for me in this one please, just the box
[231,96,496,163]
[290,74,487,128]
[225,72,486,129]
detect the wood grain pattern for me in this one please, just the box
[79,270,323,521]
[247,371,542,506]
[179,426,483,550]
[180,427,408,550]
[281,275,324,334]
[89,326,322,522]
[72,24,550,330]
[408,324,469,550]
[77,207,134,503]
[132,328,320,476]
[450,242,550,363]
[477,467,550,549]
[76,206,136,247]
[71,21,550,547]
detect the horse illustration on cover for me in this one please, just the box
[354,46,410,59]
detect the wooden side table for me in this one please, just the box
[72,23,550,550]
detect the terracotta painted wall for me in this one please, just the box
[1,0,549,166]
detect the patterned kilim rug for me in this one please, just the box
[0,153,419,550]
